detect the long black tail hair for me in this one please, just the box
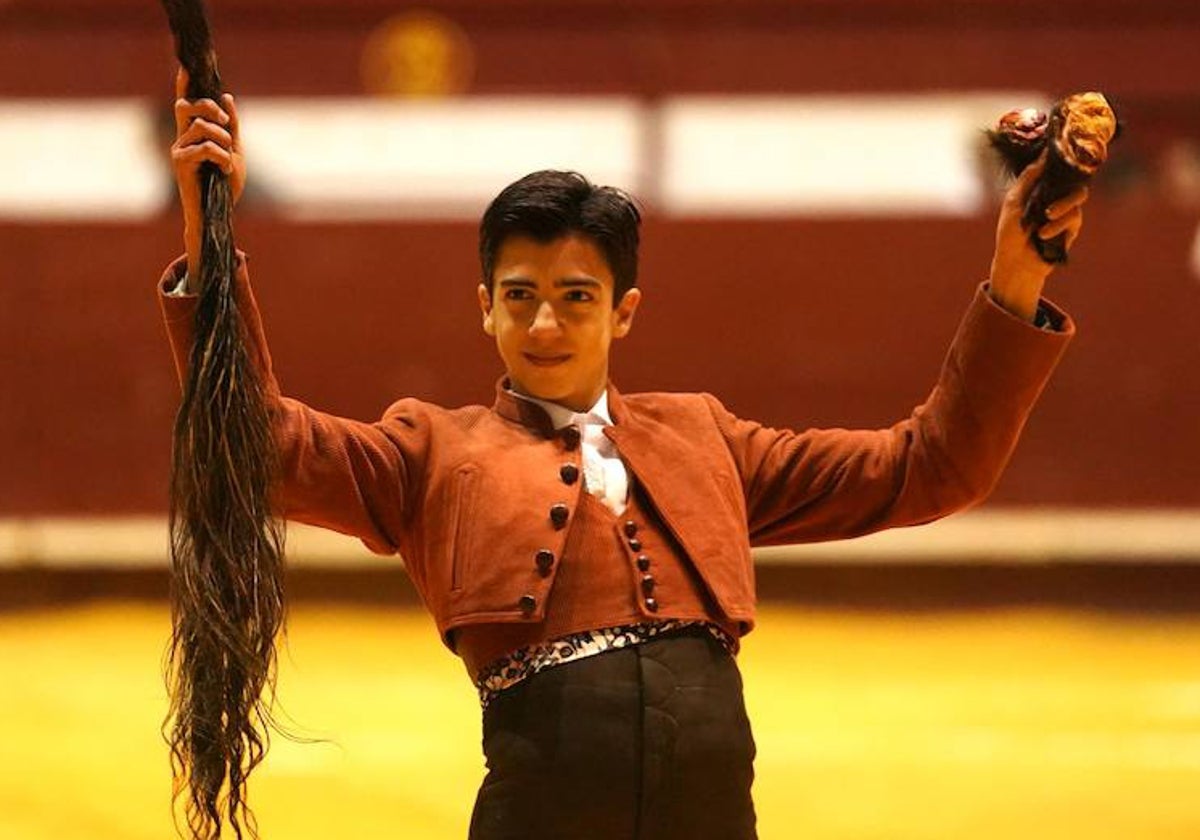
[159,2,286,838]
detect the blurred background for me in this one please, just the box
[1,0,1198,837]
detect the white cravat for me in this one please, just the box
[515,390,629,516]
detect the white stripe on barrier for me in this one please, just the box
[1,509,1198,569]
[658,93,1041,217]
[0,92,1043,221]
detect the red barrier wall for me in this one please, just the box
[2,205,1197,514]
[3,0,1199,101]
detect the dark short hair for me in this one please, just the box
[479,170,641,304]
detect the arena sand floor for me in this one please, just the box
[2,602,1198,839]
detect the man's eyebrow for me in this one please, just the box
[496,277,602,288]
[555,277,601,288]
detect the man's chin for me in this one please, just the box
[509,372,568,401]
[510,374,605,410]
[507,357,608,403]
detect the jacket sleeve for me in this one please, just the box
[157,252,415,555]
[704,284,1074,546]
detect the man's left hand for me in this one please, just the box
[988,153,1089,322]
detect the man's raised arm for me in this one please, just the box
[714,155,1086,546]
[160,68,416,556]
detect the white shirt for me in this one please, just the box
[513,390,629,516]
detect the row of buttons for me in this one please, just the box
[517,428,663,618]
[521,519,658,616]
[625,519,658,612]
[521,440,583,614]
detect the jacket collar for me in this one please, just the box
[492,377,630,435]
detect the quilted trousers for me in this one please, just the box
[468,627,757,839]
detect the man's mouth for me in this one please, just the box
[524,353,572,367]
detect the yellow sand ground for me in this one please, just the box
[1,602,1197,839]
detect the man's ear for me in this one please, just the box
[612,287,642,339]
[477,283,496,336]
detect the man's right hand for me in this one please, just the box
[171,67,245,284]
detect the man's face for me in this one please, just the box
[478,233,641,411]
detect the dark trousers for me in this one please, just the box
[468,628,758,839]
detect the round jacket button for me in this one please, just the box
[559,463,580,485]
[640,574,656,595]
[628,538,642,552]
[535,549,555,576]
[644,596,659,613]
[518,594,537,614]
[550,503,569,528]
[561,426,581,450]
[623,520,638,538]
[636,554,651,572]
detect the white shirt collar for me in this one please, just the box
[509,388,612,430]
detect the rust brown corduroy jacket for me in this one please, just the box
[159,253,1073,658]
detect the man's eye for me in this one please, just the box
[564,290,594,302]
[504,289,533,301]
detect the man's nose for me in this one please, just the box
[529,300,562,336]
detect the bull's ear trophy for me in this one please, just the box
[987,92,1120,264]
[159,1,286,838]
